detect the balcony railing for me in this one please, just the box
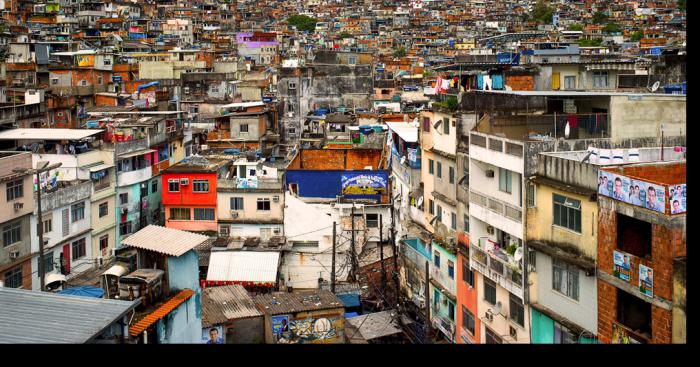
[470,189,523,223]
[115,139,149,156]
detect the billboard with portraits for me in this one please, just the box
[668,183,686,214]
[597,171,666,213]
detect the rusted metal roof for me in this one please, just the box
[201,285,262,327]
[129,289,194,337]
[253,290,344,315]
[121,225,209,257]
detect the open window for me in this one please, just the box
[617,214,652,259]
[616,288,652,340]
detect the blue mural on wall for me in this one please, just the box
[285,170,389,203]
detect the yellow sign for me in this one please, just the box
[77,55,95,67]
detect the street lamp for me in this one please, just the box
[13,161,62,292]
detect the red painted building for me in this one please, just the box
[455,232,480,344]
[161,157,230,233]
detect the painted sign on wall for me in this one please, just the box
[613,250,631,282]
[341,172,388,195]
[274,315,342,344]
[669,183,686,214]
[598,171,666,213]
[271,315,290,337]
[77,55,94,67]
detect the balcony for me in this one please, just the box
[431,315,456,342]
[470,132,524,175]
[39,181,92,213]
[115,139,149,157]
[117,166,152,187]
[469,242,523,299]
[469,189,523,237]
[151,160,171,177]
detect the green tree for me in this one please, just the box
[630,30,644,42]
[287,14,317,32]
[678,0,686,11]
[393,47,407,58]
[569,23,584,31]
[339,31,351,39]
[579,38,603,47]
[532,0,555,23]
[592,11,608,24]
[602,23,621,34]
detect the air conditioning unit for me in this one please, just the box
[509,326,518,340]
[230,211,239,219]
[13,202,23,211]
[485,169,495,178]
[486,226,495,235]
[180,178,189,185]
[273,228,281,235]
[10,250,20,260]
[273,195,280,203]
[484,310,493,322]
[219,226,230,237]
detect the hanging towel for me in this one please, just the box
[477,74,484,90]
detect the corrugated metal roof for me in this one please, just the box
[253,290,344,315]
[201,285,262,327]
[0,287,139,344]
[129,289,194,337]
[121,225,209,257]
[0,129,104,141]
[206,251,280,283]
[346,310,403,340]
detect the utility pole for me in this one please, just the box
[14,161,62,292]
[379,214,386,294]
[350,204,357,282]
[391,193,399,305]
[331,221,336,293]
[424,260,431,344]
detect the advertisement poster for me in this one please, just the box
[77,55,95,67]
[341,172,388,195]
[639,264,653,298]
[236,176,258,189]
[272,315,290,337]
[613,250,631,282]
[669,183,686,214]
[598,171,666,213]
[202,326,224,344]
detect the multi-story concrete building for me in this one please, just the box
[0,151,34,290]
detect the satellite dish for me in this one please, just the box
[493,301,502,315]
[564,121,571,139]
[400,156,407,165]
[416,196,424,207]
[514,247,523,262]
[650,81,661,92]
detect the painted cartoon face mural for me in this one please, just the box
[275,316,341,343]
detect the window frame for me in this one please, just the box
[99,235,109,250]
[2,221,22,247]
[71,238,86,260]
[99,202,109,218]
[449,166,455,184]
[437,161,442,178]
[230,197,244,210]
[168,179,180,192]
[257,198,271,211]
[553,193,582,233]
[509,293,525,327]
[498,168,512,194]
[6,179,23,201]
[484,278,497,305]
[71,202,85,222]
[552,258,580,301]
[192,179,209,193]
[428,159,434,175]
[434,251,441,268]
[151,180,158,194]
[193,208,215,221]
[448,259,455,279]
[169,207,191,221]
[4,266,22,288]
[365,213,379,228]
[462,306,476,335]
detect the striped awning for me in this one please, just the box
[129,289,194,337]
[586,63,636,71]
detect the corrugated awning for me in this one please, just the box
[117,148,156,159]
[129,289,194,337]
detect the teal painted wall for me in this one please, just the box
[531,308,554,343]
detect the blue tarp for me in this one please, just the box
[58,286,104,298]
[345,312,360,318]
[338,294,361,308]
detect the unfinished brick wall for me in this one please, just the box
[505,75,534,91]
[597,197,681,343]
[290,149,383,170]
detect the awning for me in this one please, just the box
[45,273,66,285]
[117,148,156,159]
[386,122,419,143]
[87,163,115,172]
[102,264,128,278]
